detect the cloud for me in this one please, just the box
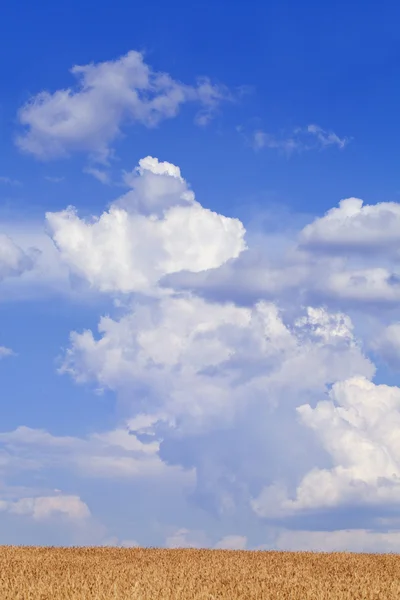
[0,176,22,186]
[46,156,246,294]
[164,197,400,309]
[83,167,111,185]
[0,422,193,484]
[253,376,400,517]
[57,289,375,529]
[44,176,65,183]
[299,198,400,254]
[0,223,84,303]
[244,124,350,154]
[305,124,349,149]
[60,297,373,431]
[372,323,400,370]
[0,346,14,359]
[5,148,400,549]
[16,50,231,162]
[0,494,90,521]
[0,234,39,281]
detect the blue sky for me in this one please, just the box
[2,0,400,552]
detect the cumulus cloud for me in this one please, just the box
[165,197,400,309]
[299,198,400,254]
[16,51,230,162]
[60,296,373,433]
[46,156,246,294]
[253,376,400,518]
[5,148,400,550]
[55,287,377,530]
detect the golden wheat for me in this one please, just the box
[0,545,399,599]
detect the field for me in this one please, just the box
[0,546,399,599]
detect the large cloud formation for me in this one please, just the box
[4,156,400,550]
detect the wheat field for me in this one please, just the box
[0,546,399,599]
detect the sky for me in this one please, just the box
[2,0,400,552]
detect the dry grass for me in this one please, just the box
[0,546,399,599]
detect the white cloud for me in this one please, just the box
[166,197,400,308]
[253,376,400,517]
[300,198,400,253]
[246,124,350,153]
[5,161,400,549]
[305,124,349,149]
[250,130,301,154]
[0,423,193,484]
[16,50,230,162]
[0,346,14,359]
[55,286,376,529]
[0,494,90,521]
[46,156,246,294]
[60,295,373,434]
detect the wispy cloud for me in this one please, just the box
[83,167,111,185]
[44,176,65,183]
[240,124,351,154]
[303,124,349,149]
[0,176,22,186]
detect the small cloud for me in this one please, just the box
[304,124,350,149]
[4,494,91,521]
[251,130,301,154]
[45,176,65,183]
[83,167,111,185]
[240,124,351,155]
[0,176,22,186]
[15,50,231,163]
[0,346,15,359]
